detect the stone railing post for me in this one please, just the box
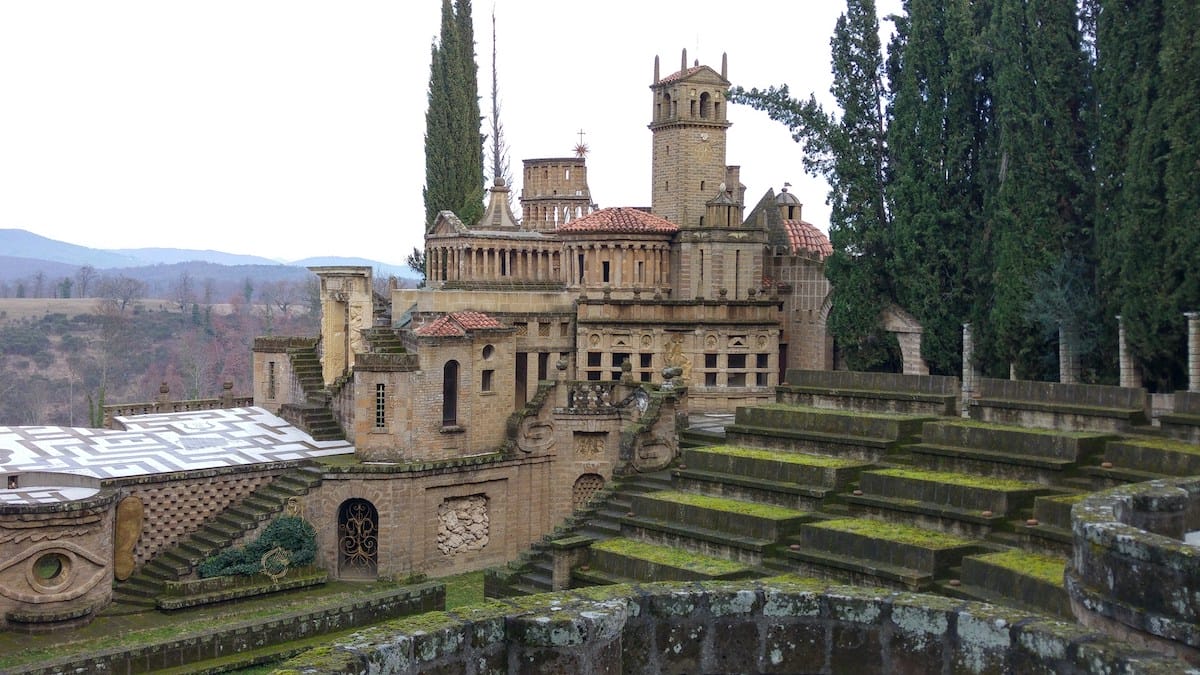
[961,323,974,418]
[221,380,235,408]
[1186,311,1199,392]
[155,382,170,413]
[1117,315,1138,389]
[1059,325,1080,384]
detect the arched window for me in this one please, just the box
[337,498,378,578]
[573,474,606,510]
[662,92,672,120]
[700,92,711,118]
[443,360,459,426]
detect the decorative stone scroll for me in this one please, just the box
[437,495,489,556]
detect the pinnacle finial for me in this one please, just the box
[721,52,728,79]
[681,48,687,72]
[654,55,660,82]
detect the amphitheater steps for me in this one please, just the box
[906,420,1111,485]
[942,550,1072,620]
[777,517,986,592]
[107,466,323,612]
[619,490,815,566]
[673,444,873,510]
[725,404,933,461]
[842,467,1058,538]
[575,537,760,586]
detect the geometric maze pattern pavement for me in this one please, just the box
[0,407,354,505]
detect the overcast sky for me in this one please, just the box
[0,1,901,266]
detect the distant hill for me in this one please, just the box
[0,230,420,286]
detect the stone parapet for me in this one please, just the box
[279,578,1196,674]
[1067,477,1200,665]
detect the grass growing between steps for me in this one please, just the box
[443,570,486,610]
[693,445,867,468]
[809,519,975,548]
[645,491,806,519]
[591,538,751,576]
[1113,436,1200,455]
[867,468,1042,491]
[970,550,1066,587]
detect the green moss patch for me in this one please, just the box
[808,518,974,548]
[1038,492,1090,506]
[590,538,751,576]
[694,445,867,468]
[645,491,806,519]
[867,468,1042,491]
[1115,436,1200,456]
[971,550,1066,587]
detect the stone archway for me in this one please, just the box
[572,474,605,510]
[337,498,378,579]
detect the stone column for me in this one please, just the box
[961,323,974,418]
[1059,324,1080,384]
[1117,315,1138,389]
[1187,311,1200,392]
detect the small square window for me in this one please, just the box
[704,353,718,369]
[728,354,747,370]
[756,353,769,369]
[587,352,602,367]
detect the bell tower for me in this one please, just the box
[649,50,732,228]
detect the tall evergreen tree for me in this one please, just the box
[981,0,1094,378]
[732,0,897,370]
[887,0,992,375]
[1097,0,1199,388]
[423,0,485,229]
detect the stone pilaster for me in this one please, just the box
[961,323,974,418]
[1059,325,1080,384]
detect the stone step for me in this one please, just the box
[854,468,1051,516]
[793,518,982,577]
[1032,492,1090,531]
[955,550,1071,620]
[682,445,871,489]
[920,420,1110,461]
[629,491,811,542]
[732,404,931,444]
[906,443,1077,485]
[1100,436,1200,477]
[672,469,835,511]
[585,537,760,583]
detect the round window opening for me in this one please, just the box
[482,344,495,360]
[33,553,69,585]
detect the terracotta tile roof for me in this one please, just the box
[556,207,678,234]
[657,65,705,84]
[414,311,504,337]
[782,219,833,259]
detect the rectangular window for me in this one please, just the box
[756,353,769,369]
[727,354,747,370]
[602,260,611,283]
[375,383,386,429]
[639,353,653,368]
[587,352,602,367]
[267,361,277,399]
[705,372,718,387]
[587,371,602,381]
[728,373,746,387]
[482,370,494,392]
[757,372,769,387]
[637,260,645,284]
[704,353,718,369]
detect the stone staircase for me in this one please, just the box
[488,374,1200,624]
[107,465,323,612]
[279,343,344,441]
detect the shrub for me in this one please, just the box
[198,516,317,578]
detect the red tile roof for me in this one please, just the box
[414,311,504,337]
[556,207,679,234]
[657,65,705,84]
[782,220,833,259]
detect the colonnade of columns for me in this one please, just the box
[426,245,563,284]
[564,242,671,288]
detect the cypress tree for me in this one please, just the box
[732,0,897,370]
[423,0,485,229]
[887,0,992,375]
[982,0,1094,379]
[1098,0,1199,388]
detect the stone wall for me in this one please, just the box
[1067,476,1200,665]
[115,465,280,568]
[278,579,1194,674]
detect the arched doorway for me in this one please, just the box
[337,498,378,579]
[572,473,606,510]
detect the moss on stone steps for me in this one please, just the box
[640,491,807,520]
[589,538,755,578]
[806,518,974,549]
[689,445,867,468]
